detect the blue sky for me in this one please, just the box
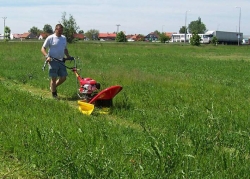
[0,0,249,36]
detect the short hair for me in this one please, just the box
[55,24,63,30]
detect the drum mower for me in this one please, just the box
[42,57,123,115]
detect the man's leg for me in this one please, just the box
[50,77,58,98]
[56,76,66,87]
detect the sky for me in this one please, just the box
[0,0,250,36]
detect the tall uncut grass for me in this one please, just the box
[0,41,250,178]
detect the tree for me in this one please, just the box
[159,32,170,43]
[116,31,127,42]
[29,26,41,36]
[4,26,11,41]
[188,17,207,34]
[85,29,99,40]
[154,30,161,35]
[43,24,53,34]
[190,31,201,46]
[179,26,187,33]
[60,12,80,43]
[78,30,84,34]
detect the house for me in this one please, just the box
[38,33,51,40]
[126,34,144,41]
[73,33,84,40]
[170,33,205,43]
[165,32,176,38]
[20,32,37,40]
[98,32,117,40]
[144,32,160,42]
[12,34,22,39]
[0,33,14,40]
[171,33,191,42]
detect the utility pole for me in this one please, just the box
[116,24,120,33]
[235,6,241,46]
[2,17,7,39]
[184,10,190,43]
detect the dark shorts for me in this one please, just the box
[48,60,68,77]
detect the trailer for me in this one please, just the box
[203,30,243,45]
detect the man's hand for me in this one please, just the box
[46,56,51,62]
[45,55,51,63]
[68,56,74,61]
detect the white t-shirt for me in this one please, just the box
[42,34,67,60]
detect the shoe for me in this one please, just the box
[52,94,58,99]
[52,91,58,99]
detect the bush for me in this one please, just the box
[211,37,218,45]
[190,32,201,46]
[115,31,127,42]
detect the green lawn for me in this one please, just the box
[0,41,250,178]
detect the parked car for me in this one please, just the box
[242,38,249,45]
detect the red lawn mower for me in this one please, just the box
[42,57,123,114]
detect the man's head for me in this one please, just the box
[55,24,63,37]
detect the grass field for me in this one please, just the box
[0,41,250,178]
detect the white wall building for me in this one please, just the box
[170,33,204,43]
[0,33,14,40]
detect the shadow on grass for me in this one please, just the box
[58,94,80,102]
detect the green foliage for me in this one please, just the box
[29,26,41,36]
[188,17,207,34]
[159,32,170,43]
[0,42,250,178]
[190,31,201,46]
[4,26,11,41]
[115,31,127,42]
[43,24,53,34]
[60,12,80,43]
[179,26,187,33]
[211,36,218,45]
[85,29,99,40]
[154,30,161,35]
[78,30,84,34]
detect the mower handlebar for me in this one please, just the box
[63,57,75,61]
[42,56,78,71]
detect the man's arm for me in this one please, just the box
[64,48,70,58]
[41,46,51,62]
[41,47,48,56]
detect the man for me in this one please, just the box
[41,24,71,99]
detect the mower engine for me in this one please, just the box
[78,77,100,101]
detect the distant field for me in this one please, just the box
[0,42,250,178]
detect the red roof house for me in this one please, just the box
[38,33,51,40]
[20,32,37,39]
[98,32,117,40]
[73,33,85,40]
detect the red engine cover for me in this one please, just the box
[80,78,96,85]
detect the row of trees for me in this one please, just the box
[28,12,81,43]
[28,12,100,43]
[3,12,208,46]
